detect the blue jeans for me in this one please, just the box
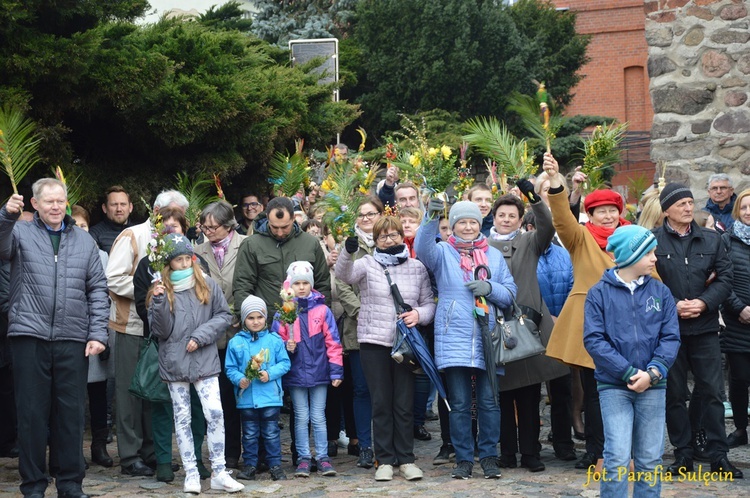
[599,388,665,498]
[444,367,500,464]
[349,351,373,449]
[289,385,329,461]
[240,407,281,468]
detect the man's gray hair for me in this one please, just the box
[153,190,189,210]
[200,200,237,228]
[707,173,733,188]
[32,178,67,199]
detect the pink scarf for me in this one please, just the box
[447,234,490,281]
[211,230,234,269]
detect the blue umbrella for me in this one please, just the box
[385,267,450,411]
[394,318,450,411]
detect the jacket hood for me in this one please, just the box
[295,289,326,311]
[237,328,270,341]
[600,267,652,288]
[253,212,301,243]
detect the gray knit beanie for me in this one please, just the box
[448,201,483,230]
[241,295,267,323]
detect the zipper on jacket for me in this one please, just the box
[50,249,59,340]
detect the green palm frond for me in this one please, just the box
[0,107,42,194]
[268,139,310,198]
[581,122,628,191]
[463,117,536,183]
[52,166,84,212]
[174,171,220,227]
[506,91,565,148]
[317,155,379,242]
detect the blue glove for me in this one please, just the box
[464,280,491,297]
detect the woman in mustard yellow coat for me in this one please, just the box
[541,153,658,471]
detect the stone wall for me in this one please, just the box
[645,0,750,206]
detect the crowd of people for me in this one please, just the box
[0,155,747,497]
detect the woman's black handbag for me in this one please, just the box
[491,296,546,366]
[128,337,171,404]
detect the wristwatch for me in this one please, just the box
[647,368,661,386]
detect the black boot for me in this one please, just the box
[91,428,113,467]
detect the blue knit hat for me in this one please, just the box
[606,225,657,269]
[164,233,194,262]
[448,201,483,230]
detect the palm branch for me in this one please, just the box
[506,91,565,150]
[581,122,628,191]
[318,158,380,242]
[268,139,310,198]
[0,107,42,195]
[52,166,84,214]
[174,171,220,227]
[463,116,536,186]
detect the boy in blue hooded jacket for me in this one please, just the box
[225,295,291,481]
[584,225,680,498]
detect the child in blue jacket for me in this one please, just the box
[584,225,680,498]
[225,295,291,481]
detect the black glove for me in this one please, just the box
[464,280,492,297]
[99,344,111,361]
[516,179,539,204]
[345,236,359,254]
[427,198,445,218]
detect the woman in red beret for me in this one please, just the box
[541,152,644,471]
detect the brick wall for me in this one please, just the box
[551,0,656,198]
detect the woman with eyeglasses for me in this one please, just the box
[336,216,435,481]
[333,196,384,468]
[722,189,750,449]
[193,200,248,471]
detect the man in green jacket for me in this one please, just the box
[233,196,331,320]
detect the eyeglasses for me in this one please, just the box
[376,232,401,243]
[709,186,731,192]
[200,224,222,233]
[242,202,261,209]
[357,212,380,220]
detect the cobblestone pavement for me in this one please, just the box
[1,401,749,497]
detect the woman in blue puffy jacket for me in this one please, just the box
[415,199,516,480]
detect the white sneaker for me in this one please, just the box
[374,464,393,481]
[336,429,350,448]
[399,463,423,481]
[184,470,201,494]
[725,401,734,419]
[210,470,245,493]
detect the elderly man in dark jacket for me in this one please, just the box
[0,179,110,498]
[653,183,741,479]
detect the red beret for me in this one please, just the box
[583,189,623,214]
